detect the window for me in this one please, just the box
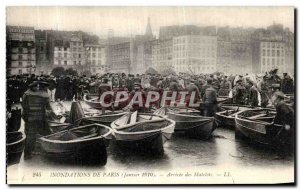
[78,61,81,65]
[59,47,62,51]
[92,60,96,65]
[64,53,67,58]
[272,50,275,57]
[64,47,67,51]
[74,61,76,65]
[18,69,22,74]
[277,50,280,57]
[272,59,275,65]
[18,48,23,53]
[262,49,266,56]
[18,62,22,66]
[78,54,81,58]
[267,50,270,56]
[18,55,23,60]
[92,53,96,58]
[58,53,62,58]
[27,62,31,67]
[40,46,44,51]
[58,60,61,65]
[64,61,67,65]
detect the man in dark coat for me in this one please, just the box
[248,81,259,107]
[203,78,218,117]
[22,81,51,159]
[281,73,294,94]
[233,79,246,105]
[271,91,294,154]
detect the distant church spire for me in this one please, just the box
[145,17,153,37]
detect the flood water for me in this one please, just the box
[7,101,294,184]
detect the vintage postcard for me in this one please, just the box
[6,6,295,184]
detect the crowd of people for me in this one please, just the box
[7,69,295,159]
[7,69,294,108]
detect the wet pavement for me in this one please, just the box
[7,101,294,184]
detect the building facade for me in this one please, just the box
[252,41,286,74]
[106,41,131,73]
[52,35,86,72]
[173,35,217,74]
[7,26,36,75]
[85,44,108,75]
[151,39,173,73]
[217,40,232,74]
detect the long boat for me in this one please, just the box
[76,111,127,127]
[111,111,175,154]
[83,92,128,110]
[7,131,26,166]
[155,107,216,140]
[39,123,112,165]
[215,105,256,129]
[235,108,292,148]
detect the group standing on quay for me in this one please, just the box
[7,68,294,160]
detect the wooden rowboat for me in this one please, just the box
[39,123,112,165]
[7,131,26,166]
[155,107,216,140]
[83,92,128,110]
[215,105,256,129]
[235,109,292,148]
[83,94,102,109]
[77,111,127,127]
[111,111,175,154]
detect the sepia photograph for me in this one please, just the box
[6,6,295,185]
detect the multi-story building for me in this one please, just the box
[35,30,51,75]
[53,40,71,67]
[159,25,216,40]
[151,39,173,73]
[106,41,131,73]
[7,26,36,75]
[85,44,108,75]
[217,40,232,74]
[252,41,286,74]
[70,35,86,68]
[230,42,253,74]
[52,35,86,72]
[172,35,217,74]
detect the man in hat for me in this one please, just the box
[281,73,294,95]
[257,76,269,107]
[219,76,231,97]
[22,81,51,159]
[271,91,294,154]
[169,77,179,91]
[186,79,201,106]
[248,80,259,107]
[126,74,135,92]
[232,79,246,105]
[203,78,218,117]
[47,75,57,102]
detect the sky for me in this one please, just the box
[6,6,294,38]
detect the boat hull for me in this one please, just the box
[7,132,26,166]
[235,110,292,149]
[215,113,235,129]
[113,131,172,154]
[111,114,175,154]
[40,137,108,165]
[39,124,112,165]
[167,112,215,140]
